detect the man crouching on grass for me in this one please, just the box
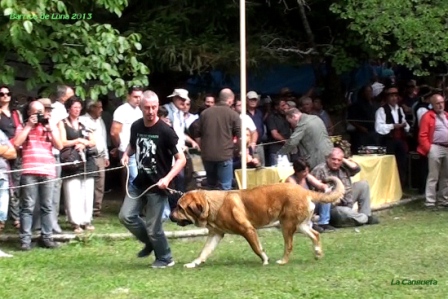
[118,90,186,269]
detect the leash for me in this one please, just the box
[123,164,184,200]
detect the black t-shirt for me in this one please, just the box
[0,111,16,139]
[129,118,179,194]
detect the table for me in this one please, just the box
[350,155,402,208]
[234,155,403,209]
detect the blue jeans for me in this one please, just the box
[119,152,137,185]
[269,153,278,167]
[34,154,62,231]
[20,175,54,244]
[203,159,233,190]
[52,154,62,223]
[316,203,331,225]
[0,179,9,222]
[118,183,172,262]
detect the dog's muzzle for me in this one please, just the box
[177,219,193,227]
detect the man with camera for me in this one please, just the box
[13,99,63,250]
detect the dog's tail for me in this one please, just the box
[310,176,345,204]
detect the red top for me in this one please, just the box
[16,124,56,177]
[417,110,448,156]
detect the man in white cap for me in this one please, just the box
[246,91,266,166]
[163,89,190,208]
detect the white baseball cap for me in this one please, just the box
[168,88,190,101]
[246,91,260,100]
[371,82,384,98]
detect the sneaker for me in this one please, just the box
[38,239,59,249]
[425,203,437,210]
[367,215,380,225]
[20,243,32,251]
[151,259,175,269]
[312,224,324,233]
[137,244,153,258]
[320,224,336,232]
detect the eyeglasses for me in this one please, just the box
[0,92,11,97]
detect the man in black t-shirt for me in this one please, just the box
[118,90,186,269]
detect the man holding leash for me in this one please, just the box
[118,90,186,269]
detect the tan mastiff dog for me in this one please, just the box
[170,176,345,268]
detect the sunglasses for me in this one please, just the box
[0,92,11,97]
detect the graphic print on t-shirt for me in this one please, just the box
[135,133,158,175]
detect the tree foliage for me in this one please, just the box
[122,0,313,75]
[0,0,149,99]
[331,0,448,75]
[2,0,446,100]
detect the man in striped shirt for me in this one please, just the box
[13,100,63,251]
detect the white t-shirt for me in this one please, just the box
[51,101,68,155]
[51,101,68,125]
[113,102,143,152]
[240,114,257,132]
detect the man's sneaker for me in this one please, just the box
[367,215,380,225]
[38,239,59,249]
[151,259,175,269]
[312,224,324,233]
[137,244,153,258]
[20,243,32,251]
[425,203,437,210]
[320,224,336,232]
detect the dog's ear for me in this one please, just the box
[188,202,203,218]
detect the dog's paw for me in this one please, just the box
[262,252,269,265]
[276,259,288,265]
[184,262,199,268]
[314,249,324,260]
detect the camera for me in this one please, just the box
[36,113,49,125]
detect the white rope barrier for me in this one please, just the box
[1,119,350,192]
[252,119,346,148]
[0,165,125,190]
[2,163,185,199]
[4,161,85,174]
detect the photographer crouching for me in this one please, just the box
[13,99,63,251]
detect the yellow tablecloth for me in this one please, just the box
[350,155,402,208]
[234,155,402,208]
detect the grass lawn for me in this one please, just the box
[1,199,447,299]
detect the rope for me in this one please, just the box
[123,164,183,200]
[4,161,85,174]
[1,162,185,199]
[252,119,347,148]
[0,165,125,190]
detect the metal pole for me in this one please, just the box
[240,0,247,189]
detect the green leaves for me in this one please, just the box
[0,0,149,100]
[23,20,33,34]
[331,0,448,74]
[56,1,66,13]
[3,8,13,15]
[134,42,142,51]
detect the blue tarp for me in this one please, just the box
[186,62,398,99]
[186,64,316,96]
